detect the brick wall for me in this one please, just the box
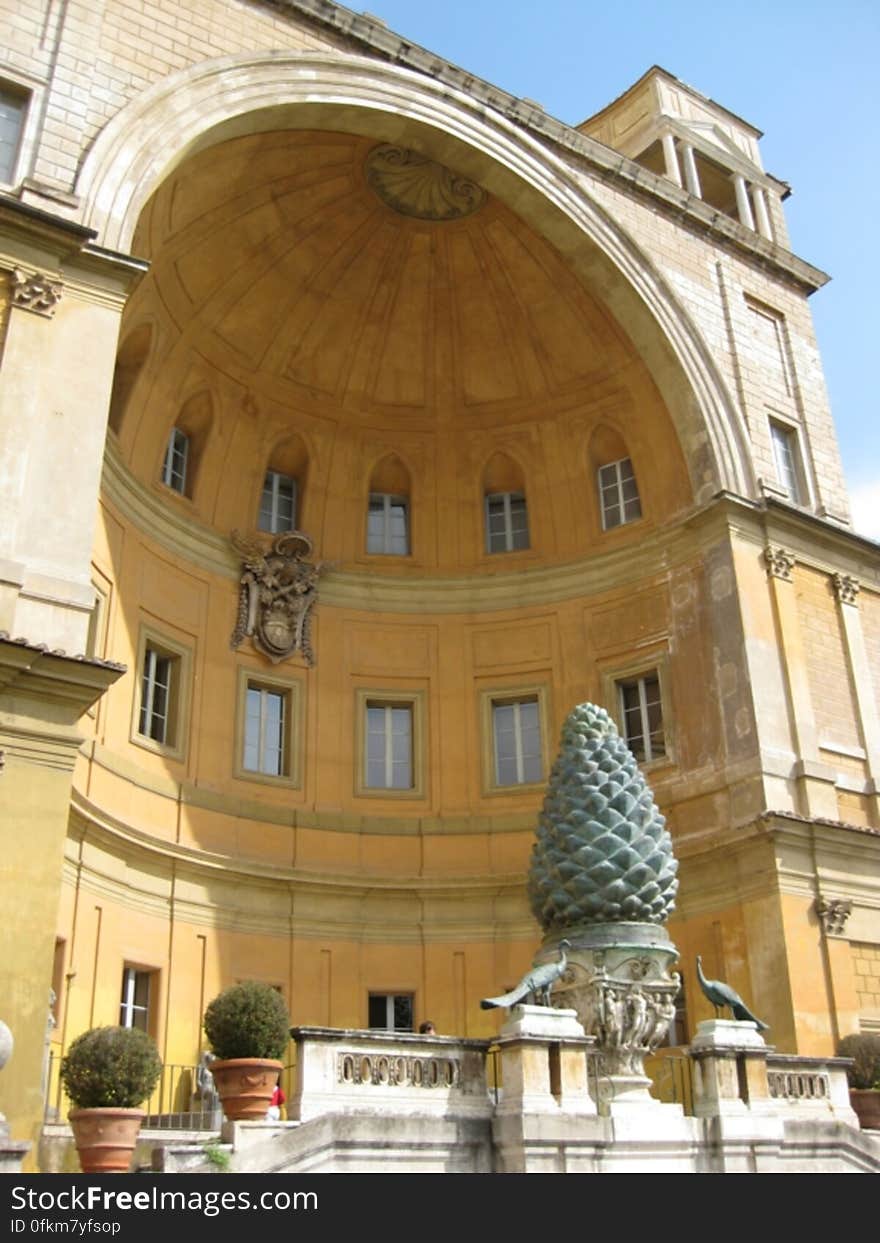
[0,0,344,191]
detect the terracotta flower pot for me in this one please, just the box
[69,1108,144,1174]
[210,1058,282,1121]
[850,1088,880,1131]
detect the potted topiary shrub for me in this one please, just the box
[203,981,290,1122]
[60,1026,162,1173]
[837,1033,880,1131]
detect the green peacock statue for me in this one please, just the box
[527,702,678,929]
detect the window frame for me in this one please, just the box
[0,73,42,190]
[119,965,156,1035]
[354,688,426,800]
[485,490,530,554]
[602,656,673,769]
[479,683,550,795]
[366,492,410,556]
[259,469,298,534]
[234,667,303,789]
[367,992,415,1032]
[130,625,192,762]
[597,457,643,531]
[768,416,808,506]
[161,426,189,495]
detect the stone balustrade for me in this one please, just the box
[289,1026,493,1123]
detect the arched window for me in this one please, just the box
[590,426,642,531]
[108,323,152,435]
[161,390,213,499]
[483,452,529,553]
[259,435,308,534]
[367,455,410,555]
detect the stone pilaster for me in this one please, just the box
[831,573,880,821]
[763,545,837,817]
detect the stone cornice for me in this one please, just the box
[270,1,828,294]
[69,787,528,889]
[0,635,124,714]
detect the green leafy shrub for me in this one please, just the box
[202,1142,231,1172]
[203,981,290,1061]
[61,1026,162,1109]
[837,1033,880,1090]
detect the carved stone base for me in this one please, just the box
[537,923,680,1111]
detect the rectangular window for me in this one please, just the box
[769,420,803,503]
[368,993,414,1031]
[485,491,529,553]
[259,470,297,533]
[618,672,665,762]
[493,697,543,785]
[120,967,153,1032]
[162,427,189,494]
[598,458,642,530]
[365,702,413,790]
[367,493,409,555]
[244,684,287,776]
[131,626,192,761]
[139,646,174,745]
[0,86,27,184]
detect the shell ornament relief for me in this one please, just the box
[365,144,487,220]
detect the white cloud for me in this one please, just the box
[847,478,880,541]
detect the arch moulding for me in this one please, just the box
[77,51,754,500]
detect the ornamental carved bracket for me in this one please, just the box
[815,896,852,937]
[230,529,327,666]
[832,573,860,607]
[11,267,63,317]
[764,544,796,582]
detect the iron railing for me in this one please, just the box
[44,1055,221,1130]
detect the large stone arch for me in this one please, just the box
[77,52,754,500]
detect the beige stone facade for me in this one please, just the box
[1,0,878,1168]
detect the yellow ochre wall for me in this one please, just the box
[46,127,880,1094]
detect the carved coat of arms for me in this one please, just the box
[230,530,326,666]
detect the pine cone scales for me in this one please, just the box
[528,702,678,928]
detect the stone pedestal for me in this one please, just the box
[495,1006,596,1117]
[690,1019,773,1117]
[542,923,681,1112]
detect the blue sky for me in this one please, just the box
[358,1,879,536]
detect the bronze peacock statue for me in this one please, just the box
[481,940,571,1010]
[696,955,768,1029]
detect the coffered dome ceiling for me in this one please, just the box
[130,129,647,430]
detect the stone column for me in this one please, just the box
[733,174,756,230]
[680,143,702,198]
[763,545,837,818]
[661,133,683,187]
[751,186,773,240]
